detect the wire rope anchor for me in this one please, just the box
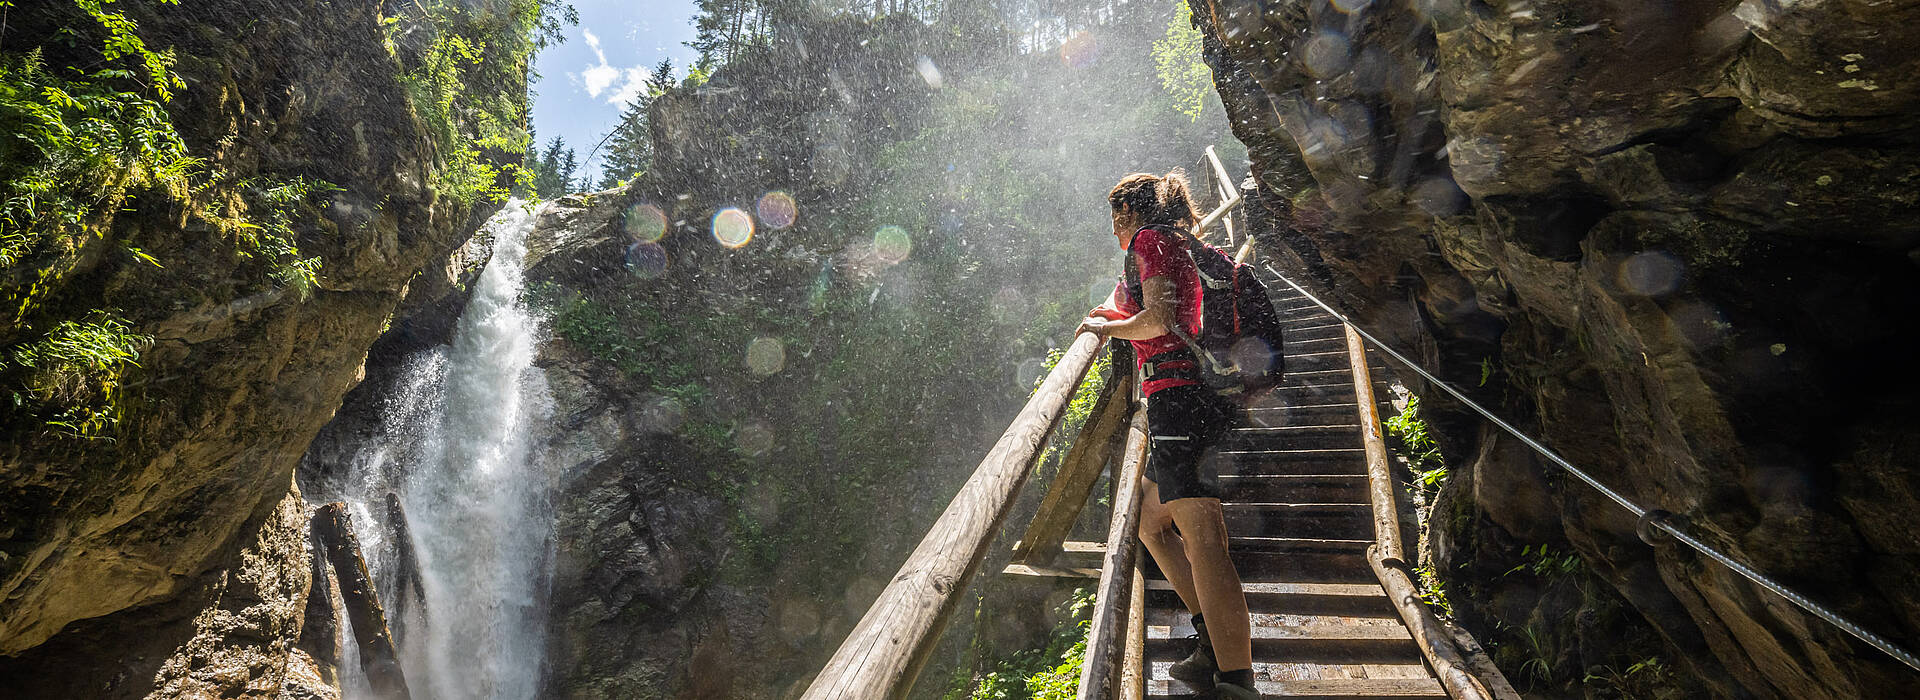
[1634,509,1686,547]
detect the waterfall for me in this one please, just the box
[329,201,555,700]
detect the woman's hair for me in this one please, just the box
[1107,169,1198,229]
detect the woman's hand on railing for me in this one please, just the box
[1078,306,1128,337]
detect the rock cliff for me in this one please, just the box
[0,1,518,696]
[1195,0,1920,696]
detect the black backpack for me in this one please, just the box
[1123,226,1287,404]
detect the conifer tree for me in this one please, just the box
[598,95,652,189]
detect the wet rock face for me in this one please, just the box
[0,0,497,692]
[1197,0,1920,697]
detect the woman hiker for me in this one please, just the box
[1078,171,1261,699]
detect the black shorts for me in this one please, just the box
[1144,384,1236,502]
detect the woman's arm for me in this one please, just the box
[1079,274,1174,340]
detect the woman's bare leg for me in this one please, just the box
[1136,479,1200,614]
[1166,496,1251,671]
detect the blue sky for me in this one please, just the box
[529,0,703,180]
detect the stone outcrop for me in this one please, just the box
[1196,0,1920,696]
[0,1,507,695]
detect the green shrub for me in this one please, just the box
[7,312,150,438]
[945,588,1093,700]
[1153,0,1211,121]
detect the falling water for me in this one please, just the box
[328,201,555,700]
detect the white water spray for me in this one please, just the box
[330,201,554,699]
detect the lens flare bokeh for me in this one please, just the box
[873,225,912,264]
[1060,31,1098,69]
[624,203,669,242]
[625,242,668,279]
[713,208,755,248]
[915,55,943,88]
[735,422,775,457]
[745,336,786,376]
[1618,251,1684,297]
[756,191,798,230]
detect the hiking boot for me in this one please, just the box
[1167,616,1217,685]
[1213,678,1265,700]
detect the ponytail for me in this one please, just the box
[1108,170,1199,231]
[1154,169,1197,230]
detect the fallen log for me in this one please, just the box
[313,502,411,700]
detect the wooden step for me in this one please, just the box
[1222,425,1360,451]
[1218,453,1367,478]
[1222,503,1374,539]
[1143,579,1398,621]
[1284,350,1354,370]
[1144,550,1375,584]
[1225,535,1374,554]
[1282,313,1340,327]
[1147,676,1445,699]
[1241,402,1369,427]
[1145,613,1421,664]
[1283,336,1346,353]
[1220,474,1369,502]
[1286,367,1381,383]
[1286,321,1347,334]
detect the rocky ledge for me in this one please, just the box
[1196,1,1920,697]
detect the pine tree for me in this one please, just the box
[531,135,567,197]
[598,96,652,189]
[646,59,676,98]
[555,147,579,194]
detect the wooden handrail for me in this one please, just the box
[1345,326,1506,700]
[1075,405,1151,700]
[802,331,1106,700]
[1347,326,1405,563]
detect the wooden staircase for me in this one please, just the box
[1138,285,1444,699]
[799,146,1516,700]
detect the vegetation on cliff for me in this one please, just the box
[0,0,570,440]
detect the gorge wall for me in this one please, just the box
[0,1,527,696]
[1195,0,1920,697]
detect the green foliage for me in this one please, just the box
[1032,345,1112,477]
[1384,394,1448,490]
[7,312,149,438]
[203,176,341,300]
[72,0,186,101]
[0,49,194,262]
[1153,0,1211,121]
[1583,656,1683,699]
[944,588,1093,700]
[525,134,579,198]
[1502,544,1583,578]
[1411,564,1454,617]
[387,0,573,203]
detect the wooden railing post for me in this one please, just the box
[1076,406,1151,700]
[1009,363,1132,566]
[802,332,1106,700]
[1346,326,1513,700]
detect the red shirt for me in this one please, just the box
[1115,227,1203,396]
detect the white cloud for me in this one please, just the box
[607,66,650,106]
[573,28,651,106]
